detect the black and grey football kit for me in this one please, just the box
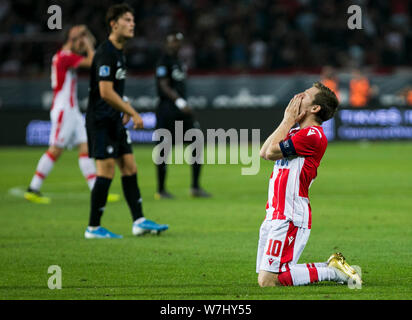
[86,39,147,228]
[155,53,197,142]
[154,52,202,194]
[86,39,131,159]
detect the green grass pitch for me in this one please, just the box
[0,142,411,300]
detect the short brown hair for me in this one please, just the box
[106,3,134,31]
[312,81,339,123]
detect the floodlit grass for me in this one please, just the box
[0,142,411,299]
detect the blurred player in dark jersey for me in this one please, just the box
[85,3,168,239]
[154,33,211,199]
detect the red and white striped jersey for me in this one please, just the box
[265,126,328,229]
[50,49,84,111]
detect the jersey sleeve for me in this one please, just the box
[61,52,84,69]
[279,127,321,158]
[95,50,116,82]
[155,57,169,79]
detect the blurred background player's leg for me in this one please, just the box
[183,114,211,198]
[154,104,175,199]
[154,107,211,199]
[155,136,174,199]
[78,143,119,203]
[25,146,62,204]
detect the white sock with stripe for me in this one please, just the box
[295,262,328,268]
[78,154,96,190]
[29,152,56,191]
[279,264,337,286]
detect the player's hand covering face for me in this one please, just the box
[69,26,86,54]
[284,94,305,124]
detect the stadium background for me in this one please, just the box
[0,0,412,302]
[0,0,411,145]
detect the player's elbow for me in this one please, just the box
[264,150,280,161]
[265,146,284,161]
[259,149,267,160]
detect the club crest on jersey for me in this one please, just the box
[268,258,274,266]
[115,68,126,80]
[99,65,110,77]
[171,67,185,81]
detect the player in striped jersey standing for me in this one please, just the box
[24,25,117,204]
[257,82,362,287]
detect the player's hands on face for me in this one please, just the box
[76,25,95,49]
[81,34,93,50]
[84,28,96,48]
[284,94,305,123]
[131,113,144,129]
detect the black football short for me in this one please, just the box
[86,119,132,160]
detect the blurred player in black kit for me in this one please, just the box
[85,3,168,238]
[154,33,211,199]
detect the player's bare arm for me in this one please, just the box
[260,94,305,161]
[99,80,143,129]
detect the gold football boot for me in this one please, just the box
[327,252,362,285]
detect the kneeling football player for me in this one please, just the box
[257,83,362,286]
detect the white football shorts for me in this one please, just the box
[49,107,87,148]
[256,218,311,274]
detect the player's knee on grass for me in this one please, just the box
[258,270,281,287]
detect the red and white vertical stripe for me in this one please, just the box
[265,158,312,229]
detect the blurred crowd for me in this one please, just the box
[0,0,411,76]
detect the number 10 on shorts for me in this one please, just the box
[266,239,282,257]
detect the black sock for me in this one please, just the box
[88,177,112,227]
[191,162,201,189]
[121,174,144,221]
[156,163,167,193]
